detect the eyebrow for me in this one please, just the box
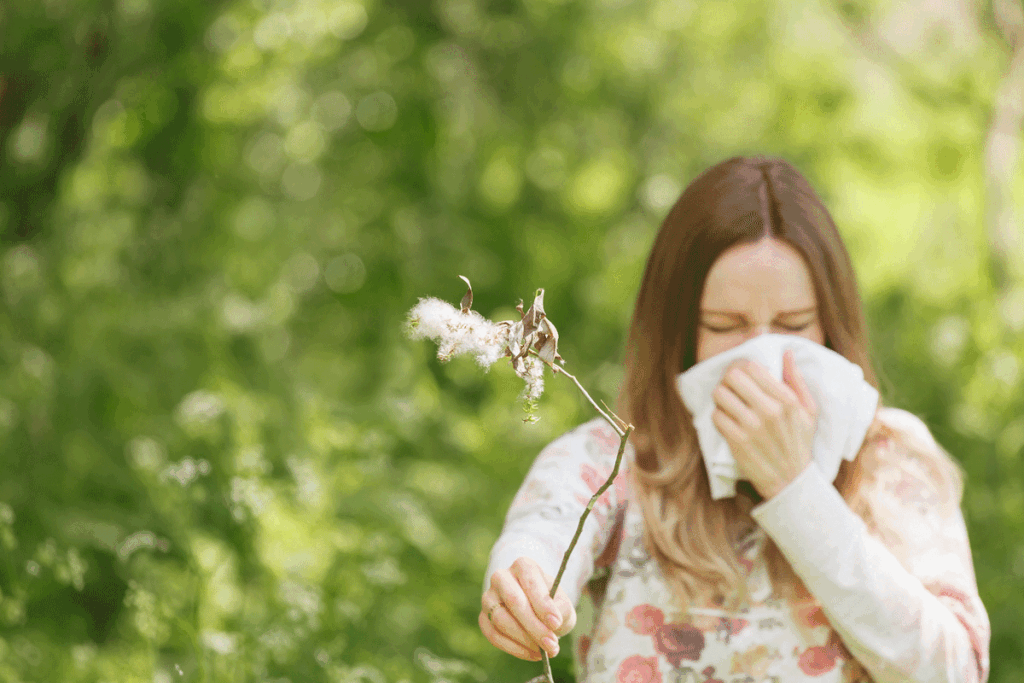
[700,306,818,318]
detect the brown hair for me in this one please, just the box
[617,155,964,632]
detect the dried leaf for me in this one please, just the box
[458,275,473,313]
[520,289,544,340]
[535,316,562,365]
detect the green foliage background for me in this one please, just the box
[1,0,1022,681]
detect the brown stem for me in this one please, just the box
[537,422,632,683]
[547,424,632,598]
[527,351,625,437]
[515,352,633,683]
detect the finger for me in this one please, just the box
[783,350,817,414]
[536,568,577,638]
[712,407,760,480]
[712,383,762,431]
[508,560,561,656]
[742,359,800,408]
[512,558,562,630]
[708,409,749,450]
[720,363,777,413]
[492,566,559,657]
[480,586,502,632]
[484,601,544,657]
[487,571,541,651]
[554,595,577,638]
[479,610,543,661]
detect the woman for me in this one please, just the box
[478,156,991,682]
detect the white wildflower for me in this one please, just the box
[406,297,509,369]
[519,355,544,401]
[406,277,564,411]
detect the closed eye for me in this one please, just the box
[701,322,813,333]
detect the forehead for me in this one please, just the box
[701,238,817,310]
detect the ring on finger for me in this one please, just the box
[487,600,504,622]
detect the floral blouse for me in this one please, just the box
[484,409,991,683]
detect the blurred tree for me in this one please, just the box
[0,0,1020,681]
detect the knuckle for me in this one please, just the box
[511,556,533,573]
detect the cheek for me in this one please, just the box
[695,331,744,364]
[801,323,826,346]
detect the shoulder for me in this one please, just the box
[540,419,634,473]
[875,407,938,447]
[869,407,964,513]
[541,417,632,464]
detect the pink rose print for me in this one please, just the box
[617,655,663,683]
[929,581,988,680]
[797,645,840,676]
[589,423,622,453]
[652,622,705,666]
[726,617,749,634]
[576,463,628,510]
[891,473,931,504]
[932,582,971,604]
[626,604,665,635]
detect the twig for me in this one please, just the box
[528,352,622,437]
[535,361,632,683]
[546,422,632,597]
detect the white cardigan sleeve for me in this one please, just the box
[751,410,991,683]
[483,418,631,607]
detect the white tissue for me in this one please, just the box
[676,334,879,500]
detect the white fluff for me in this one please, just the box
[406,297,511,370]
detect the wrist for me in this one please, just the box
[762,461,812,500]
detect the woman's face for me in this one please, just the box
[695,237,825,364]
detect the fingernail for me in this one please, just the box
[547,614,561,630]
[543,636,559,656]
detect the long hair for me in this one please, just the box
[616,155,964,638]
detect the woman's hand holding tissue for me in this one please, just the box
[711,349,819,500]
